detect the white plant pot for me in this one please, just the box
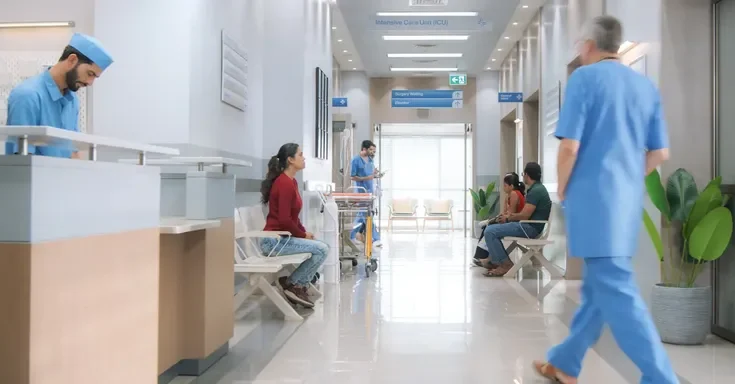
[472,220,484,239]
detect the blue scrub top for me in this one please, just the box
[556,61,668,258]
[4,70,79,158]
[350,155,375,193]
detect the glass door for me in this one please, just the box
[713,0,735,344]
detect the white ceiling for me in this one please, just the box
[332,0,540,77]
[486,0,545,71]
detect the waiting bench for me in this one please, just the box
[502,219,563,278]
[233,206,320,321]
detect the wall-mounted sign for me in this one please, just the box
[498,92,523,103]
[370,16,490,31]
[221,30,248,112]
[409,0,449,6]
[332,97,348,107]
[449,73,467,86]
[391,89,463,109]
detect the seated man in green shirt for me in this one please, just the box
[480,162,552,277]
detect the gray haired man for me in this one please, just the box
[533,15,678,384]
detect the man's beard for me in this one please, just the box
[64,65,83,92]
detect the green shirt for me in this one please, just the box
[525,182,552,233]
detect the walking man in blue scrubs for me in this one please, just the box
[350,140,382,246]
[534,16,678,384]
[5,33,113,158]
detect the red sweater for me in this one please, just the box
[264,173,307,238]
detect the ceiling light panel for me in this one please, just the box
[382,35,469,41]
[387,53,462,58]
[376,12,478,17]
[390,67,458,72]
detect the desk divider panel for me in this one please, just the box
[186,171,236,220]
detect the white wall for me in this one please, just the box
[475,71,501,178]
[93,0,194,144]
[188,0,265,159]
[340,70,370,154]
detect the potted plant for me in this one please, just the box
[469,181,499,238]
[643,168,733,345]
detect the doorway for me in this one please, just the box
[373,123,474,235]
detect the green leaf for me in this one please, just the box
[469,189,480,206]
[665,168,698,221]
[487,194,499,215]
[645,169,671,220]
[478,205,491,220]
[688,207,733,262]
[722,194,730,208]
[486,181,496,195]
[685,182,723,239]
[643,209,663,262]
[479,189,487,207]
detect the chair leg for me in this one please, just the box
[532,250,565,278]
[503,251,534,278]
[234,277,260,311]
[256,276,303,321]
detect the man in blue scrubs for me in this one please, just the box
[5,33,113,158]
[534,16,677,384]
[350,140,381,245]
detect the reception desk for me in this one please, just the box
[157,218,234,382]
[0,126,179,384]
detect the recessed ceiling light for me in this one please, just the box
[504,36,510,39]
[513,22,519,26]
[353,68,357,70]
[497,48,502,51]
[377,11,478,17]
[522,5,529,8]
[348,59,353,62]
[343,50,348,53]
[390,67,458,72]
[387,53,463,58]
[486,67,491,70]
[491,58,496,61]
[332,26,336,30]
[382,35,470,41]
[337,39,343,42]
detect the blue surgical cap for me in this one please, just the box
[68,33,114,71]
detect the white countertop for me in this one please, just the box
[119,156,252,167]
[0,126,179,156]
[159,217,221,234]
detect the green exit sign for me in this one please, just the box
[449,73,467,86]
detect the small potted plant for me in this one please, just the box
[469,182,499,238]
[643,168,733,345]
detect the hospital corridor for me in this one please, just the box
[1,0,735,384]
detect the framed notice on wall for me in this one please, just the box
[315,67,329,160]
[220,30,248,112]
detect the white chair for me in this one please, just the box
[422,199,454,231]
[233,206,319,321]
[387,198,419,231]
[502,219,564,278]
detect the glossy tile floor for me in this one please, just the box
[173,232,735,384]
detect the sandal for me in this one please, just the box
[533,361,577,384]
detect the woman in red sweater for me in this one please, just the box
[260,143,328,308]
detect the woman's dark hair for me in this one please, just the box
[503,172,526,195]
[260,143,300,204]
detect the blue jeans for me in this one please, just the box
[547,257,677,383]
[260,237,329,287]
[483,222,539,264]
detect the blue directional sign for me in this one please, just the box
[390,89,463,109]
[392,98,463,108]
[392,90,463,99]
[332,97,348,107]
[498,92,523,103]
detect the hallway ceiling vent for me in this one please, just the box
[414,44,438,49]
[409,0,449,6]
[412,59,438,64]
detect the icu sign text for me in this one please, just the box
[375,19,449,27]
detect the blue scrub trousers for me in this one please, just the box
[547,257,678,384]
[350,213,381,243]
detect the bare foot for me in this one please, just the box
[533,361,577,384]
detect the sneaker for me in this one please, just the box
[284,286,315,308]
